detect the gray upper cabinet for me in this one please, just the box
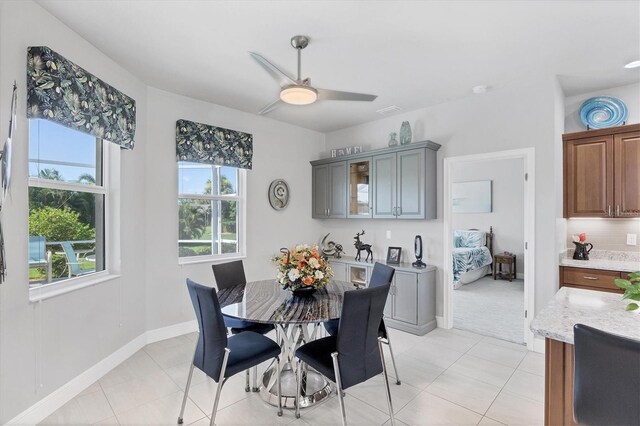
[311,141,440,220]
[312,161,347,218]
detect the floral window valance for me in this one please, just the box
[176,119,253,170]
[27,46,136,150]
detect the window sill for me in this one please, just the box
[178,253,246,266]
[29,272,121,302]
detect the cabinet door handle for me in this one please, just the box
[397,206,402,216]
[608,205,612,217]
[616,205,620,217]
[583,276,599,280]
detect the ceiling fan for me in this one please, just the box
[250,35,377,115]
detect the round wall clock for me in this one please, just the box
[268,179,290,210]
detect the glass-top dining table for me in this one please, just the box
[218,279,358,409]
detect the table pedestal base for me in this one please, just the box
[259,323,333,409]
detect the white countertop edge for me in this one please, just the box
[559,257,639,273]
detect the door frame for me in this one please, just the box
[443,148,536,350]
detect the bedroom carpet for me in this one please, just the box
[453,276,525,344]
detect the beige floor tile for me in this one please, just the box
[385,353,446,390]
[503,370,544,403]
[300,394,390,425]
[382,419,409,426]
[517,351,545,377]
[99,350,163,389]
[144,340,197,370]
[396,391,483,425]
[485,391,544,426]
[467,341,527,368]
[93,416,120,425]
[213,394,296,425]
[188,374,251,415]
[115,391,205,425]
[447,354,516,387]
[102,370,180,414]
[78,381,103,397]
[40,390,114,425]
[481,336,528,352]
[187,417,210,425]
[164,362,209,390]
[448,328,486,342]
[347,374,421,415]
[426,370,501,415]
[385,328,426,354]
[423,328,481,352]
[478,416,506,425]
[406,340,465,370]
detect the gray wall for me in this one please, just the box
[451,158,525,274]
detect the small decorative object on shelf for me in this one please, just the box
[579,96,628,129]
[399,121,412,145]
[353,230,373,262]
[331,145,363,158]
[268,179,290,210]
[572,233,593,260]
[272,244,333,297]
[412,235,426,268]
[388,132,398,147]
[386,246,402,265]
[614,271,640,311]
[334,244,343,258]
[320,233,343,258]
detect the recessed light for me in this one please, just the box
[472,85,489,94]
[376,105,403,115]
[624,60,640,69]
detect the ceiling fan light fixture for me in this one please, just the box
[280,85,318,105]
[624,60,640,69]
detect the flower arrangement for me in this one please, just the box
[273,244,333,292]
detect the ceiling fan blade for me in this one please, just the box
[316,88,377,102]
[258,98,283,115]
[249,52,296,87]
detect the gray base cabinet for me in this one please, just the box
[329,256,437,336]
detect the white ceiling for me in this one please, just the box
[36,0,640,133]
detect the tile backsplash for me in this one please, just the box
[566,219,640,252]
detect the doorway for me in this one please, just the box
[443,148,536,349]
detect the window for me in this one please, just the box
[178,162,244,260]
[28,119,106,286]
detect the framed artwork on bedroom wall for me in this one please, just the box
[452,180,492,213]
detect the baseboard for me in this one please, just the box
[6,320,198,426]
[533,337,545,354]
[436,316,445,328]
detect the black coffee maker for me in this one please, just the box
[572,242,593,260]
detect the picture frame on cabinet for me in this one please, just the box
[386,247,402,264]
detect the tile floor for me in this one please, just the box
[40,328,544,425]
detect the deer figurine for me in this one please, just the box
[353,230,373,262]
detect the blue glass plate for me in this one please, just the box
[579,96,628,129]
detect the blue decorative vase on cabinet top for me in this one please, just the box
[399,121,412,145]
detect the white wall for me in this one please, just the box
[144,88,325,331]
[322,78,561,317]
[0,1,148,423]
[564,82,640,132]
[451,159,525,273]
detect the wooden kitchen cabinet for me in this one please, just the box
[559,266,624,293]
[563,123,640,218]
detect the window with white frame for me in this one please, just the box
[178,162,244,260]
[28,119,106,286]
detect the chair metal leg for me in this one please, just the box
[245,369,250,392]
[276,356,283,416]
[331,352,347,426]
[384,333,401,385]
[295,360,303,419]
[178,338,199,424]
[378,338,396,426]
[252,365,259,392]
[210,348,230,426]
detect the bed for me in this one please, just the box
[452,227,493,289]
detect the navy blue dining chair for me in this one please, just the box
[324,262,400,385]
[212,260,274,391]
[573,324,640,425]
[178,279,282,426]
[296,283,395,426]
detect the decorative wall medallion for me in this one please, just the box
[268,179,290,210]
[579,96,628,129]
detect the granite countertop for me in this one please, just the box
[559,249,639,273]
[328,255,437,274]
[530,286,640,344]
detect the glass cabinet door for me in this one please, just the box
[348,158,372,218]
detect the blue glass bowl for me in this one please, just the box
[579,97,628,129]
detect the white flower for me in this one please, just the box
[276,271,285,280]
[314,270,324,280]
[288,268,300,282]
[308,257,320,269]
